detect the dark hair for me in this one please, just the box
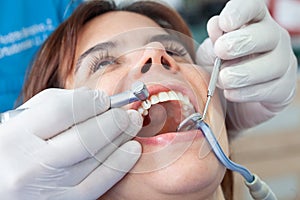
[21,0,194,102]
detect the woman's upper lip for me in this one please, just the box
[130,82,199,111]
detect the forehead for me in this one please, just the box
[77,11,166,55]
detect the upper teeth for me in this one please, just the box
[137,91,195,118]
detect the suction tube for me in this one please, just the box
[196,121,277,200]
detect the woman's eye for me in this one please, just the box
[96,60,114,69]
[166,50,178,56]
[91,57,115,73]
[164,44,188,58]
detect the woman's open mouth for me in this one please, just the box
[131,84,202,145]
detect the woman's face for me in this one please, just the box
[67,11,228,200]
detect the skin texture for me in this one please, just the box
[66,11,229,200]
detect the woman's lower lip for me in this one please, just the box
[134,129,202,145]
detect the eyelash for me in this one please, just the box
[89,52,117,73]
[163,41,188,57]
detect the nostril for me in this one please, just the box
[141,57,173,73]
[161,57,170,70]
[141,58,152,73]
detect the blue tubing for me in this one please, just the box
[197,120,254,183]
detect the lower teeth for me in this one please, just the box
[137,104,167,137]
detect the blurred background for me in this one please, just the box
[161,0,300,199]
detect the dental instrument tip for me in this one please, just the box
[131,81,149,101]
[110,81,149,108]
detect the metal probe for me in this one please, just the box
[202,57,222,120]
[0,81,149,124]
[176,57,222,132]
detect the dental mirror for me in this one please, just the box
[176,112,202,132]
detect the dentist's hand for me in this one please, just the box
[196,0,298,133]
[0,88,142,200]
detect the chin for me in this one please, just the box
[100,134,227,200]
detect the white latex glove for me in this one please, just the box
[0,88,142,200]
[196,0,298,133]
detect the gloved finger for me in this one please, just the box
[12,88,110,140]
[196,38,216,67]
[93,123,137,163]
[45,156,99,187]
[218,32,291,89]
[218,0,266,32]
[38,109,142,168]
[61,140,142,200]
[60,129,140,186]
[214,21,279,60]
[223,55,297,104]
[207,16,223,43]
[17,87,84,109]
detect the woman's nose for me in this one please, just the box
[139,42,178,73]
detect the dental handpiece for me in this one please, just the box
[110,81,149,108]
[202,57,222,120]
[0,81,149,124]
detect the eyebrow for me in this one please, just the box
[149,34,188,48]
[75,41,117,71]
